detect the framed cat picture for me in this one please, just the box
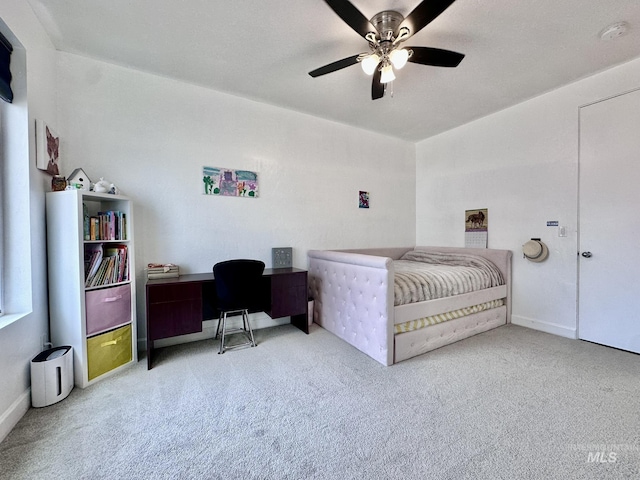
[35,119,60,176]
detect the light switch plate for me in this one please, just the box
[272,247,292,268]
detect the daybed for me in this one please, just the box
[307,246,512,366]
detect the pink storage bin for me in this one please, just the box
[85,284,131,336]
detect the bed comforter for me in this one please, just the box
[393,250,505,306]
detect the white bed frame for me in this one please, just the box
[307,246,512,365]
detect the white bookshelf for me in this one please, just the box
[46,190,137,388]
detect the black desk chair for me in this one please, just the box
[213,259,265,354]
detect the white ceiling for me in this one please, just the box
[25,0,640,142]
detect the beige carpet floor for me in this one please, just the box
[1,323,639,479]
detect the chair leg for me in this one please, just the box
[217,309,256,353]
[242,309,249,332]
[215,312,223,339]
[218,312,227,354]
[244,309,256,347]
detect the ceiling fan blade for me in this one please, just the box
[399,0,456,38]
[323,0,377,39]
[371,68,384,100]
[309,54,360,77]
[406,46,464,67]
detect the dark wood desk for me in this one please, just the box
[145,268,308,369]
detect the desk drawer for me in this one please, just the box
[271,271,307,288]
[87,324,132,381]
[147,282,203,340]
[86,284,131,336]
[147,299,203,340]
[270,272,307,318]
[147,283,201,303]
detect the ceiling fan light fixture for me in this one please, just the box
[309,0,466,101]
[361,54,380,75]
[389,48,409,69]
[380,63,396,83]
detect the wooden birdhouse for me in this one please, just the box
[67,168,91,191]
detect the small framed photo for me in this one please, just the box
[359,191,370,209]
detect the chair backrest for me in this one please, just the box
[213,259,266,311]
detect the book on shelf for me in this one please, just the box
[146,263,179,279]
[104,244,128,282]
[84,210,127,241]
[85,244,128,287]
[83,203,90,241]
[84,244,103,285]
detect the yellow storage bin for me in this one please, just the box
[87,324,132,381]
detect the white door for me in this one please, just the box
[578,88,640,353]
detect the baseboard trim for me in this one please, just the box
[0,389,30,443]
[511,315,577,339]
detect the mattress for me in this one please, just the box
[393,251,504,306]
[394,299,505,334]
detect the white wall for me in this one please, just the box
[55,52,416,342]
[416,57,640,338]
[0,1,57,442]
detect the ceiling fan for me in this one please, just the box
[308,0,465,100]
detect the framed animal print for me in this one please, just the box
[35,119,61,176]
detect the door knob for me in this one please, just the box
[581,251,592,258]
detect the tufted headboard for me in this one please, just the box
[307,249,400,366]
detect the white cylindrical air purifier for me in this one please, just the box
[30,346,74,408]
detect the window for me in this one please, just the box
[0,29,13,316]
[0,105,3,315]
[0,28,13,316]
[0,24,30,327]
[0,103,4,315]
